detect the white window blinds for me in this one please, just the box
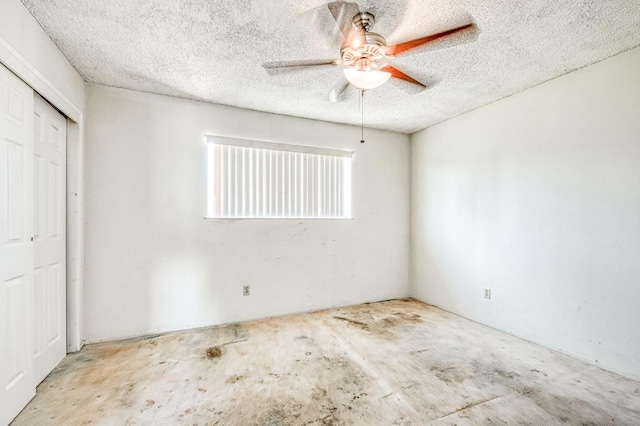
[206,136,353,219]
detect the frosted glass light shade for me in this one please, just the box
[343,68,391,90]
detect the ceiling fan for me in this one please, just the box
[263,1,479,102]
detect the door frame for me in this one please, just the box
[0,38,85,352]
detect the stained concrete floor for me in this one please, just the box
[12,299,640,425]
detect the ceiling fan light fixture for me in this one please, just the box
[343,68,391,90]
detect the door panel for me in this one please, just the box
[32,94,66,386]
[0,64,35,426]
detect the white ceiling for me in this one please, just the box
[21,0,640,134]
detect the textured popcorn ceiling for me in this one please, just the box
[21,0,640,134]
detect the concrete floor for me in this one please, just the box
[12,299,640,425]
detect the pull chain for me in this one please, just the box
[360,89,365,143]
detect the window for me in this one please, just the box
[206,136,353,219]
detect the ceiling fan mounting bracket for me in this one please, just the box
[352,12,376,32]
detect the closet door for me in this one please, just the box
[0,65,35,425]
[32,94,66,385]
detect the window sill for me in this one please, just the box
[204,216,354,221]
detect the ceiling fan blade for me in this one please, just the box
[262,59,340,69]
[328,76,349,102]
[386,22,476,57]
[381,65,426,88]
[303,1,360,46]
[326,1,361,41]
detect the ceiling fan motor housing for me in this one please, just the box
[341,13,388,70]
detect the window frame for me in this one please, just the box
[205,135,354,220]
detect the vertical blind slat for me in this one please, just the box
[229,146,236,217]
[288,152,293,217]
[234,146,240,217]
[318,156,323,216]
[268,150,273,217]
[273,151,278,217]
[324,156,329,217]
[227,145,232,217]
[248,149,253,217]
[263,150,267,216]
[281,151,286,216]
[345,158,352,217]
[298,154,303,217]
[330,156,335,217]
[220,145,226,217]
[306,156,310,216]
[252,147,257,217]
[331,157,340,217]
[252,148,258,217]
[293,153,298,217]
[336,156,342,217]
[307,157,316,216]
[212,144,218,217]
[241,147,246,217]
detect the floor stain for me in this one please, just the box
[206,346,222,359]
[332,316,369,330]
[226,375,244,384]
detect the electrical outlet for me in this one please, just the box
[243,285,250,296]
[484,288,491,299]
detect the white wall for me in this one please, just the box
[84,84,410,342]
[1,0,86,352]
[411,47,640,380]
